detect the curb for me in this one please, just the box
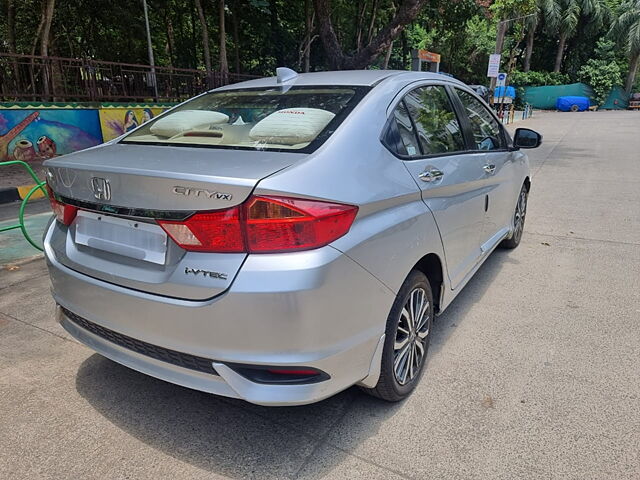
[0,184,46,205]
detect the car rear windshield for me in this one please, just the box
[122,86,370,153]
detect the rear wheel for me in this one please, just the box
[361,270,433,402]
[500,183,528,249]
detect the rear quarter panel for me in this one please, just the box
[254,78,448,298]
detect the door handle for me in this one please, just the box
[483,163,496,175]
[418,168,444,182]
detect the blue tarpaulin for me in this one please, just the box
[556,96,590,112]
[494,86,516,98]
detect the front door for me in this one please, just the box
[454,88,516,250]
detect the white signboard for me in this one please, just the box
[487,54,501,78]
[496,72,507,87]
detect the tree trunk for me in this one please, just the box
[313,0,428,70]
[523,26,535,73]
[553,32,567,73]
[625,52,640,94]
[367,0,379,44]
[166,14,176,68]
[269,0,285,67]
[7,0,17,53]
[355,0,367,51]
[40,0,56,57]
[7,0,21,91]
[232,0,240,73]
[31,2,46,56]
[194,0,212,85]
[219,0,229,79]
[382,40,393,69]
[304,0,312,72]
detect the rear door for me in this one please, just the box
[452,88,515,250]
[387,84,487,289]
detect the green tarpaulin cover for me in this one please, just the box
[521,82,628,110]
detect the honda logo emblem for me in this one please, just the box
[90,177,111,201]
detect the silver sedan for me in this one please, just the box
[44,69,541,405]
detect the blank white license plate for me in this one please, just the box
[74,210,168,264]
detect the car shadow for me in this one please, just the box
[75,247,516,479]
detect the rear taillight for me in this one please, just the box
[47,185,78,226]
[159,207,244,253]
[157,195,358,253]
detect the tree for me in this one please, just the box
[219,0,229,77]
[194,0,212,81]
[523,0,561,72]
[40,0,55,57]
[552,0,608,72]
[312,0,429,69]
[610,0,640,93]
[578,38,622,104]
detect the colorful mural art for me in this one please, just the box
[0,103,174,163]
[98,106,168,141]
[0,108,102,162]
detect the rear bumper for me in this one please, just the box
[45,227,394,406]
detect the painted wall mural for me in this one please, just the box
[99,106,167,142]
[0,103,174,163]
[0,108,102,162]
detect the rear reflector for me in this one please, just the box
[158,195,357,253]
[47,185,78,226]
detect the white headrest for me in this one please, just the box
[249,108,335,145]
[150,110,229,138]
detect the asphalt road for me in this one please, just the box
[1,111,639,479]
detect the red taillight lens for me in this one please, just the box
[245,196,358,253]
[158,206,245,253]
[157,195,357,253]
[47,185,78,226]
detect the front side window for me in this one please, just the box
[122,86,369,152]
[456,89,505,151]
[404,86,465,155]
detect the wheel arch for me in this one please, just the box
[412,253,444,313]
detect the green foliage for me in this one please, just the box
[510,70,570,85]
[0,0,636,87]
[578,38,623,103]
[490,0,538,19]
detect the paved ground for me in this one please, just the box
[1,111,639,479]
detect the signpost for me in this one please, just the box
[487,54,501,78]
[496,72,507,87]
[411,49,441,72]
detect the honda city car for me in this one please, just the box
[44,69,541,405]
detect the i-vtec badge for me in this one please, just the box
[184,267,228,280]
[172,186,232,201]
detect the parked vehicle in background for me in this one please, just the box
[44,69,541,406]
[469,84,490,103]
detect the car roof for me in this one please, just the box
[215,70,465,91]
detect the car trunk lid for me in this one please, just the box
[45,143,299,300]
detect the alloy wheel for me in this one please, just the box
[393,287,430,386]
[513,188,527,243]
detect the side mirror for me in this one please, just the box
[513,128,542,149]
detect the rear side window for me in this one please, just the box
[404,86,465,155]
[456,89,505,151]
[384,101,421,156]
[122,86,369,153]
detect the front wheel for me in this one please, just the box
[361,270,433,402]
[500,183,528,249]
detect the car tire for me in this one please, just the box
[500,183,528,249]
[361,270,433,402]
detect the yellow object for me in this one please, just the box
[17,184,46,200]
